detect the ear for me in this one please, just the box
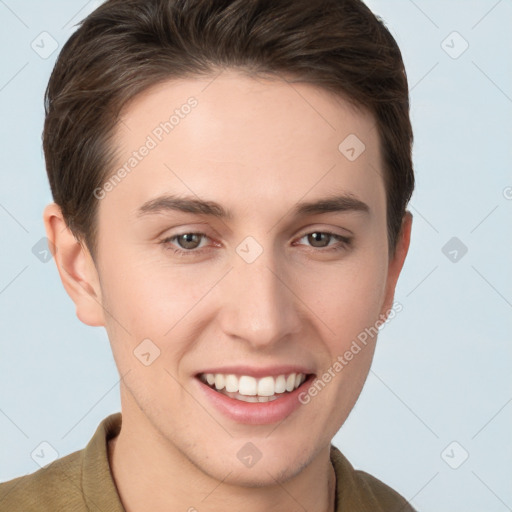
[380,211,413,318]
[43,203,106,327]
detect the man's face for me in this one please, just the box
[90,70,404,485]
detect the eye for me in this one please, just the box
[296,231,351,251]
[160,232,210,254]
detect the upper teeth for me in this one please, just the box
[201,373,306,396]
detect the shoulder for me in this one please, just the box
[351,469,416,511]
[0,412,122,512]
[0,448,87,511]
[330,444,416,511]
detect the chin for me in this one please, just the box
[209,458,306,488]
[190,439,315,488]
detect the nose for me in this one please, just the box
[216,244,302,350]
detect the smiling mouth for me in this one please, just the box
[197,372,310,402]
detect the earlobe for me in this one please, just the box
[43,203,105,327]
[380,211,413,319]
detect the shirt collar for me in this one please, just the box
[81,412,125,512]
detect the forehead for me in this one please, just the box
[102,70,384,224]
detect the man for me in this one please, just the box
[0,0,415,510]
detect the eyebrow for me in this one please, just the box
[135,193,370,220]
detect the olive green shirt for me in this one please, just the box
[0,413,415,511]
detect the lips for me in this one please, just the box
[195,370,315,425]
[198,372,308,402]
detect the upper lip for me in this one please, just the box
[195,365,315,378]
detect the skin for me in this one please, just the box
[44,69,412,512]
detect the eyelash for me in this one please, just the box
[159,231,352,257]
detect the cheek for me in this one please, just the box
[98,247,216,360]
[301,250,388,351]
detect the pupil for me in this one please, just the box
[309,232,329,247]
[179,233,200,249]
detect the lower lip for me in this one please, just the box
[195,375,314,425]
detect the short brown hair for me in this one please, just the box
[43,0,414,262]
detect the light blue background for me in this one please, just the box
[1,1,511,510]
